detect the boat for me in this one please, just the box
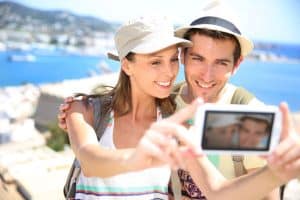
[7,54,36,62]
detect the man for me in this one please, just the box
[170,2,280,199]
[238,115,271,149]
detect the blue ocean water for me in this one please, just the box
[1,47,300,111]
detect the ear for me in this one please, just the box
[121,58,132,76]
[232,56,243,75]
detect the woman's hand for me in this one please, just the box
[128,98,203,171]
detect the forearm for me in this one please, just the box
[66,107,136,178]
[247,168,280,200]
[186,157,284,200]
[78,144,135,178]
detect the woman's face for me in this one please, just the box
[124,45,180,99]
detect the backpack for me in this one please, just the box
[63,96,111,199]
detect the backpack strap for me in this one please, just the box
[230,87,254,177]
[230,87,254,104]
[232,155,246,177]
[64,96,111,199]
[92,96,111,139]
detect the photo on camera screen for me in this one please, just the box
[202,111,275,151]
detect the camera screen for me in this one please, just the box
[202,111,275,151]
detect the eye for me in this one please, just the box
[171,57,179,63]
[216,60,229,66]
[151,60,161,65]
[191,56,203,61]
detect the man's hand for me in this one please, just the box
[267,102,300,182]
[58,96,75,131]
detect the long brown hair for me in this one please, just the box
[77,52,176,117]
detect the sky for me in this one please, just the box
[5,0,300,44]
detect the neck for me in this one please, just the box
[130,95,157,122]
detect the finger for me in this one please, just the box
[59,103,69,112]
[285,158,300,171]
[57,112,66,120]
[140,132,178,168]
[279,102,293,140]
[166,98,204,124]
[151,121,193,147]
[163,138,184,169]
[170,141,187,169]
[279,142,300,166]
[145,129,171,148]
[271,136,292,158]
[64,96,74,103]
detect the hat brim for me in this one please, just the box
[175,24,253,57]
[108,36,192,61]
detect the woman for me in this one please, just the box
[64,16,192,199]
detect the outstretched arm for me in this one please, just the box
[157,100,300,200]
[65,99,192,178]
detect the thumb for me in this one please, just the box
[166,98,204,124]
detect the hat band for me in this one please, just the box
[190,16,241,34]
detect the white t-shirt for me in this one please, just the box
[75,110,170,200]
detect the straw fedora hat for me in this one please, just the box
[175,1,253,57]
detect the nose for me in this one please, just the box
[201,64,213,82]
[163,62,178,78]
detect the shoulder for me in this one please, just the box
[229,85,263,105]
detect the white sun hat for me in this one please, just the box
[207,114,239,128]
[175,1,253,57]
[108,16,192,61]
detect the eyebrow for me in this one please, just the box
[216,58,231,63]
[189,52,202,57]
[190,52,233,62]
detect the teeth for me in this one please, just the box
[156,81,171,87]
[196,81,213,88]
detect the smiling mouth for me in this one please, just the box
[195,80,215,89]
[155,81,171,87]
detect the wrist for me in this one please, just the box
[120,149,137,172]
[264,166,286,186]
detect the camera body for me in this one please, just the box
[194,104,282,155]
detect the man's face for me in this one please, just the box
[239,119,268,148]
[183,34,241,103]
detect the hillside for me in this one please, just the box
[0,1,114,34]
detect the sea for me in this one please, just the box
[1,43,300,112]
